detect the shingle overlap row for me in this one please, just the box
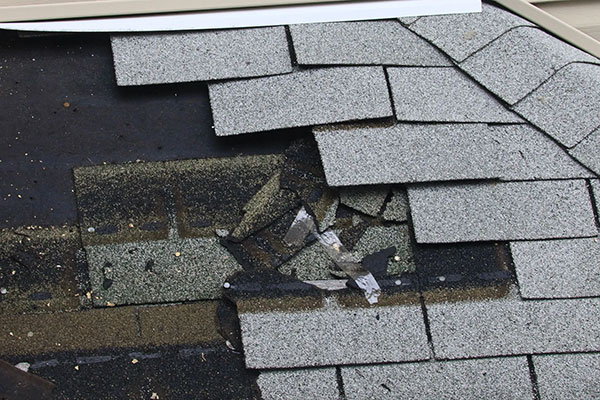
[570,128,600,174]
[257,368,339,400]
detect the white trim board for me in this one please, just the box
[0,0,481,33]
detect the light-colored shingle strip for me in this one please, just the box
[534,353,600,400]
[238,295,429,369]
[511,238,600,299]
[289,20,450,66]
[460,27,598,105]
[409,3,533,62]
[111,27,292,86]
[426,294,600,359]
[408,180,596,243]
[342,357,533,400]
[314,123,590,187]
[209,67,392,136]
[570,128,600,174]
[514,63,600,148]
[387,67,522,123]
[257,368,339,400]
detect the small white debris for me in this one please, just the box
[150,393,160,400]
[56,264,62,269]
[223,282,231,289]
[393,256,401,262]
[438,276,446,282]
[394,280,402,286]
[14,362,30,372]
[0,288,7,295]
[27,331,33,337]
[215,229,229,238]
[87,227,95,233]
[225,340,235,351]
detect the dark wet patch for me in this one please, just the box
[0,359,54,400]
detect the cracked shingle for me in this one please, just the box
[238,295,429,369]
[258,368,339,400]
[289,20,450,66]
[426,290,600,359]
[342,357,533,400]
[382,188,409,222]
[514,63,600,148]
[511,238,600,299]
[569,128,600,174]
[111,27,292,86]
[387,67,522,123]
[534,353,600,400]
[460,27,598,105]
[409,3,533,62]
[408,180,597,243]
[340,186,389,217]
[209,67,392,136]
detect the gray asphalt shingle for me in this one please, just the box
[289,21,450,66]
[511,238,600,299]
[382,188,409,222]
[387,67,522,123]
[534,353,600,400]
[569,128,600,174]
[340,186,389,216]
[111,27,292,86]
[342,357,533,400]
[209,67,392,136]
[409,3,533,62]
[460,27,597,105]
[514,63,600,148]
[257,368,339,400]
[238,295,429,369]
[408,180,597,243]
[426,292,600,359]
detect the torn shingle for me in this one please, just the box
[511,238,600,299]
[209,67,392,136]
[408,180,597,243]
[278,241,337,281]
[342,357,532,400]
[257,368,339,400]
[460,27,598,105]
[534,353,600,400]
[513,63,600,148]
[382,188,408,222]
[569,128,600,174]
[238,295,429,368]
[340,186,389,217]
[353,225,415,276]
[409,4,533,62]
[426,290,600,359]
[314,123,504,186]
[110,27,292,86]
[289,21,450,66]
[387,67,522,123]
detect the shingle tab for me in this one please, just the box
[342,357,533,400]
[408,180,597,243]
[289,21,450,66]
[426,293,600,359]
[111,27,292,86]
[382,188,408,222]
[460,27,597,105]
[514,63,600,148]
[511,238,600,299]
[409,4,533,62]
[258,368,339,400]
[569,128,600,174]
[238,295,429,368]
[534,353,600,400]
[340,186,389,216]
[387,67,522,123]
[209,67,392,136]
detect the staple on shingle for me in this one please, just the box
[513,62,600,148]
[387,67,522,123]
[460,27,598,105]
[208,67,392,136]
[533,353,600,400]
[289,20,450,66]
[110,27,292,86]
[569,128,600,175]
[408,179,597,243]
[511,238,600,299]
[257,368,339,400]
[409,3,533,62]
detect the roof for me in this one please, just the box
[1,1,600,398]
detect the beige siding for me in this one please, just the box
[529,0,600,41]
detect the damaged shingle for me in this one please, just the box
[111,27,292,86]
[208,67,392,136]
[257,368,339,400]
[289,20,450,66]
[342,357,532,400]
[382,188,409,222]
[460,27,598,105]
[339,186,389,217]
[387,67,522,123]
[513,62,600,148]
[534,353,600,400]
[409,3,533,62]
[408,180,597,243]
[510,238,600,299]
[569,128,600,174]
[353,225,415,276]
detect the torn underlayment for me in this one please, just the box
[284,207,381,304]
